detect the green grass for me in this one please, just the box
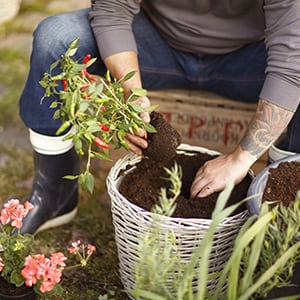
[0,48,28,126]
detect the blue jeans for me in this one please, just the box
[19,8,300,152]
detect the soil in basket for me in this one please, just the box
[262,161,300,208]
[119,111,252,219]
[119,152,252,219]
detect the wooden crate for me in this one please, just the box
[149,89,257,153]
[148,89,267,174]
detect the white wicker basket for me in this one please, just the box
[107,144,249,297]
[0,0,21,25]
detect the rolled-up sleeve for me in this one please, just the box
[260,0,300,111]
[89,0,141,59]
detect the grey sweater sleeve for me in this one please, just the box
[89,0,141,59]
[89,0,300,112]
[260,0,300,111]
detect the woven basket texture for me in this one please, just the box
[107,144,249,297]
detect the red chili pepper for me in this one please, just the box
[93,137,109,149]
[80,68,97,81]
[62,79,67,91]
[83,54,91,64]
[80,84,90,90]
[99,123,109,132]
[87,73,97,81]
[101,106,106,112]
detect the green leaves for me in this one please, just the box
[79,172,94,194]
[132,187,300,300]
[151,163,182,217]
[0,230,34,288]
[39,38,158,193]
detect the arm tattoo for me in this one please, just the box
[240,99,293,158]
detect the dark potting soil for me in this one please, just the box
[0,278,35,297]
[120,111,252,219]
[262,161,300,208]
[119,151,252,219]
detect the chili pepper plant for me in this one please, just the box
[39,38,157,193]
[0,199,96,296]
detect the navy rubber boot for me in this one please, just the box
[20,148,80,234]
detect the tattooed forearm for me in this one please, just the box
[240,99,293,158]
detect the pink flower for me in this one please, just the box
[0,199,19,225]
[0,200,93,295]
[0,257,4,272]
[87,244,96,255]
[21,255,39,287]
[68,240,81,254]
[40,280,55,293]
[0,208,10,225]
[21,253,64,293]
[46,266,63,284]
[24,201,34,211]
[0,199,34,228]
[50,252,67,267]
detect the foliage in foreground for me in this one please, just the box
[132,168,300,300]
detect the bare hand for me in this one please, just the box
[190,151,254,198]
[125,95,151,155]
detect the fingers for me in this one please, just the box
[190,173,217,198]
[191,181,216,198]
[136,127,147,139]
[190,159,227,198]
[125,133,148,156]
[125,95,151,155]
[140,111,150,123]
[190,154,250,199]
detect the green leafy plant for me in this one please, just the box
[134,163,184,298]
[132,180,300,300]
[0,199,96,296]
[39,38,157,193]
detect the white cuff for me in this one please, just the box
[29,127,75,155]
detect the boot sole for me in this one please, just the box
[35,207,78,234]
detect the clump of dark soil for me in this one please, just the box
[262,161,300,208]
[142,111,181,163]
[119,151,252,219]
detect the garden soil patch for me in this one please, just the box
[120,111,252,219]
[0,277,35,298]
[262,161,300,208]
